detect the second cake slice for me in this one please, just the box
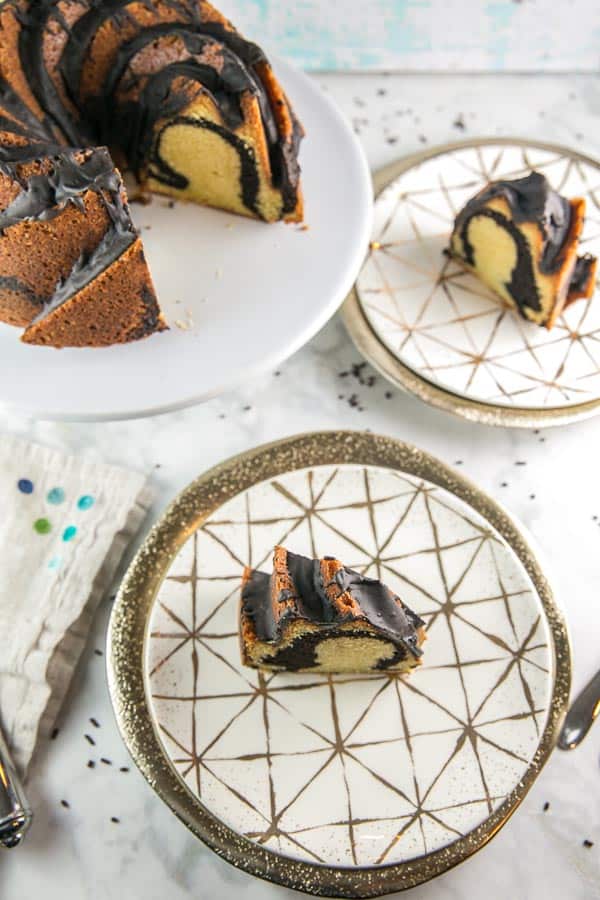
[240,546,426,674]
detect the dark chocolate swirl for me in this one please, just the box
[454,171,572,276]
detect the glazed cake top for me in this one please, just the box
[242,548,425,657]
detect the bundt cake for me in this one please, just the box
[240,546,427,674]
[0,0,304,348]
[448,171,597,329]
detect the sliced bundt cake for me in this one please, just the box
[448,171,597,329]
[240,546,427,674]
[0,0,304,348]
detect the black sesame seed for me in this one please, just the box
[50,727,59,740]
[84,734,96,746]
[111,817,120,824]
[94,649,103,657]
[583,839,594,848]
[119,767,130,773]
[60,800,70,809]
[515,461,527,466]
[100,758,112,766]
[87,760,95,769]
[90,717,100,728]
[501,482,508,487]
[385,391,393,399]
[543,801,550,811]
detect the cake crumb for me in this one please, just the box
[129,190,152,206]
[174,319,190,330]
[215,267,223,279]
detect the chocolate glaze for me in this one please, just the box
[242,549,425,663]
[0,147,131,231]
[454,172,572,276]
[570,253,596,296]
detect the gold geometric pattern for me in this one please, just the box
[146,464,551,868]
[357,143,600,410]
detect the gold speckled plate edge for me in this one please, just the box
[342,136,600,429]
[107,431,571,898]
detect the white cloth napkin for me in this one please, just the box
[0,435,153,774]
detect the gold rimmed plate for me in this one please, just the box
[108,431,570,897]
[343,138,600,428]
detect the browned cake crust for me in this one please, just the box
[22,239,166,347]
[239,547,427,674]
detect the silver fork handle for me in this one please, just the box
[558,668,600,751]
[0,724,32,848]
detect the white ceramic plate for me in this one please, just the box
[356,141,600,411]
[108,433,569,895]
[0,59,372,421]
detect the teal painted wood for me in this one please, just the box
[220,0,600,72]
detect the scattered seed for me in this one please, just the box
[61,800,70,809]
[84,734,96,746]
[87,760,96,769]
[94,649,103,657]
[50,727,59,740]
[453,114,466,130]
[90,717,100,728]
[119,767,130,773]
[100,758,112,766]
[515,461,527,466]
[385,391,393,399]
[583,839,594,848]
[111,817,120,824]
[543,801,550,811]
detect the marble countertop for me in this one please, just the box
[2,72,600,900]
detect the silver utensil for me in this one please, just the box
[558,668,600,751]
[0,723,32,848]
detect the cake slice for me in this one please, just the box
[240,546,426,674]
[448,171,597,329]
[0,145,167,346]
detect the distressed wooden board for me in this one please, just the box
[221,0,600,72]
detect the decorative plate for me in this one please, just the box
[108,432,570,898]
[343,138,600,428]
[0,58,371,421]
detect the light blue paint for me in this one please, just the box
[221,0,599,72]
[47,487,66,505]
[77,494,95,511]
[62,525,78,542]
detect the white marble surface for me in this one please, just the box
[2,73,600,900]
